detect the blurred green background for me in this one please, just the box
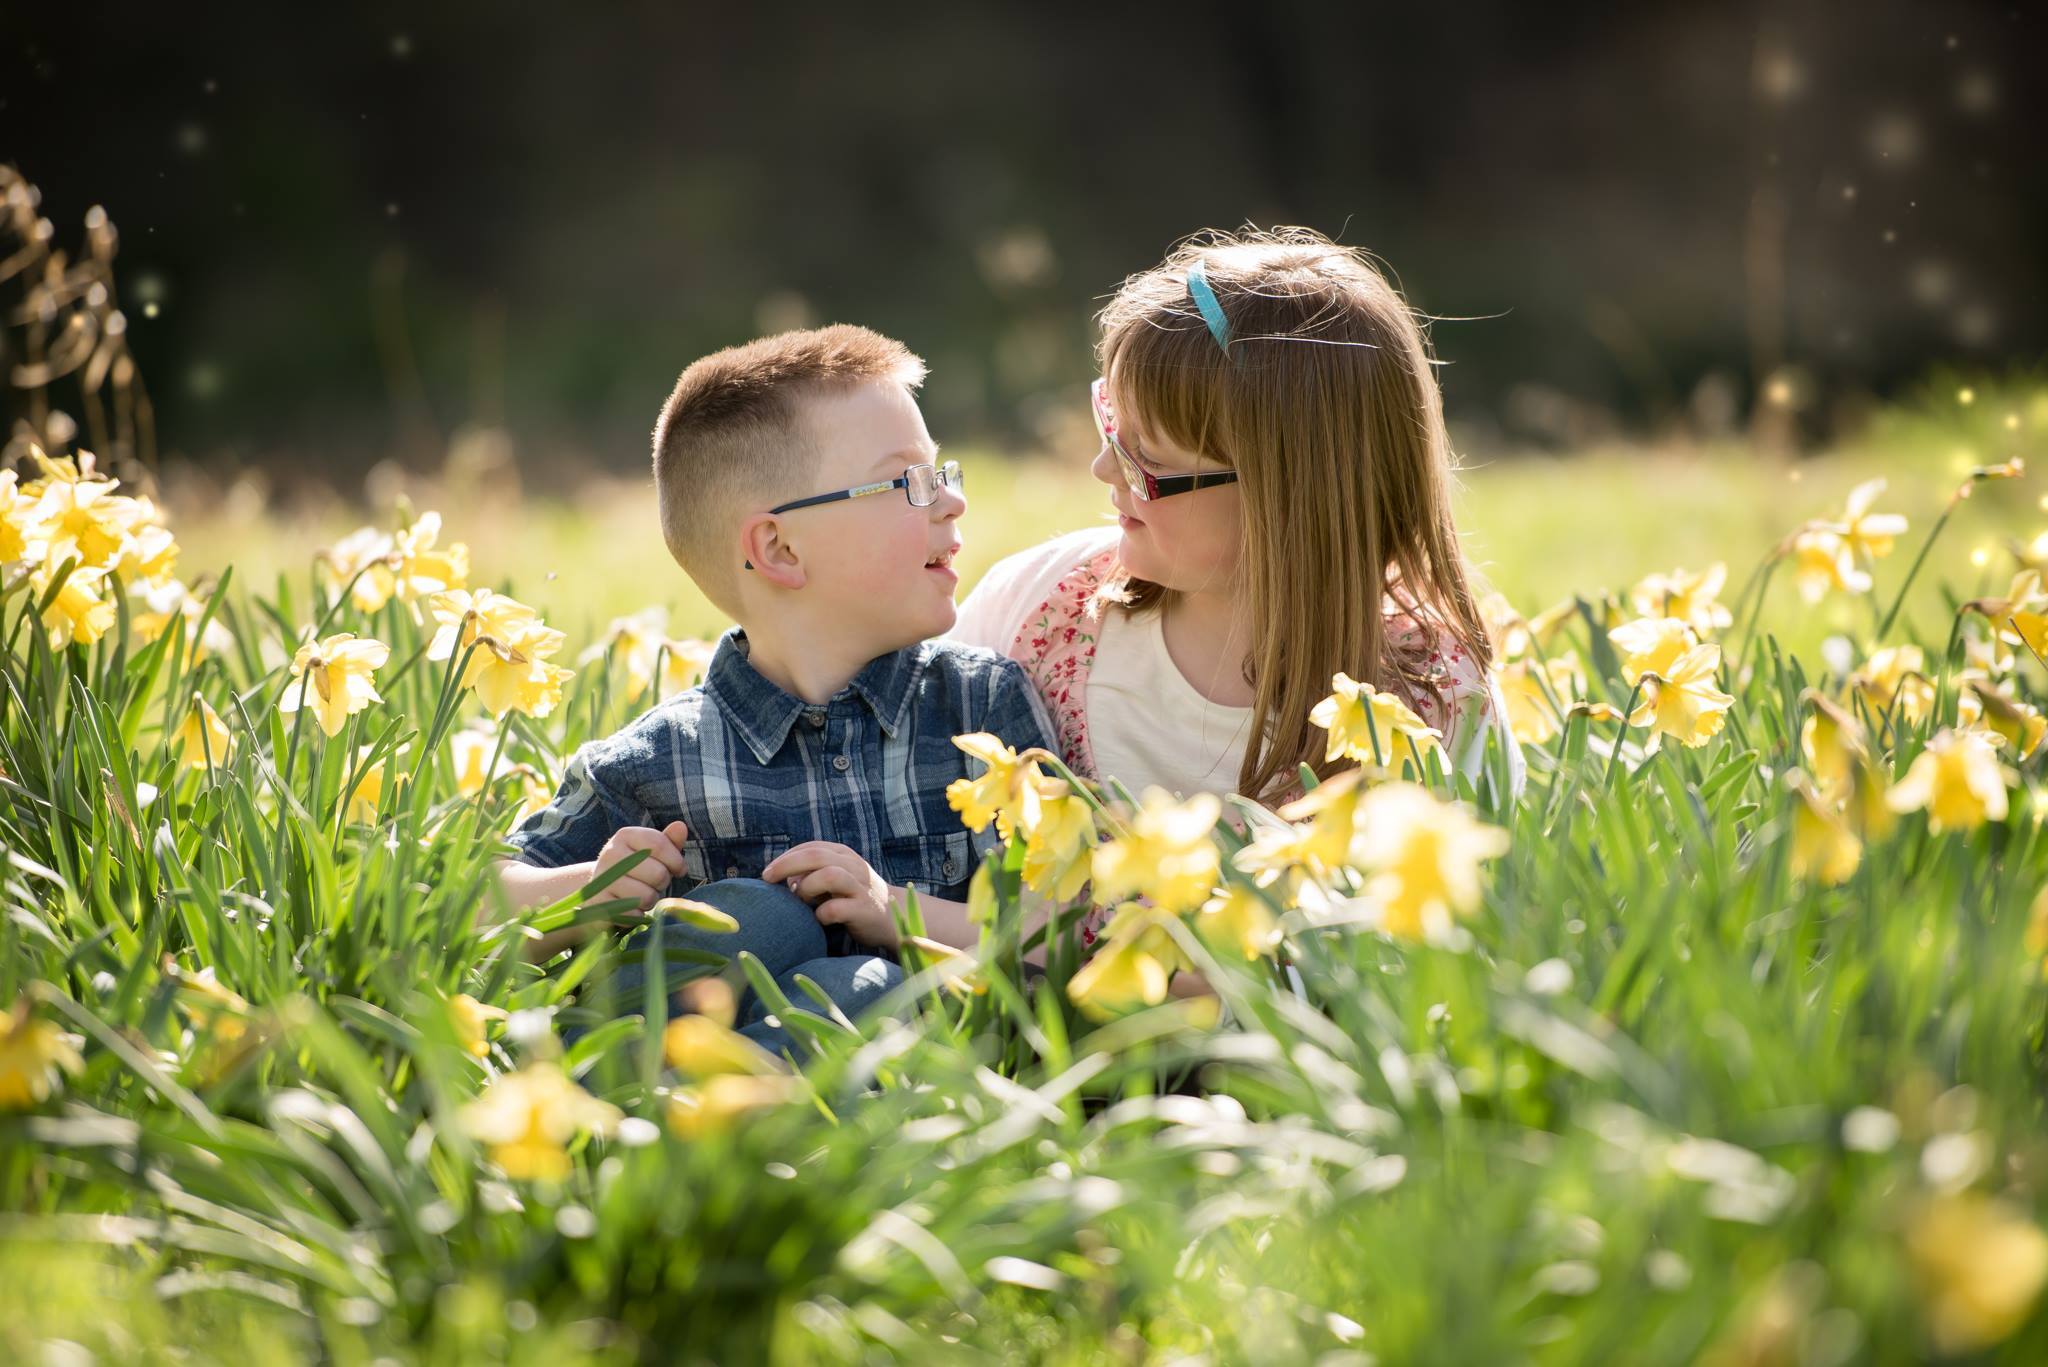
[5,2,2046,487]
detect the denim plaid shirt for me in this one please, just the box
[507,628,1058,904]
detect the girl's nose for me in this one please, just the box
[1089,440,1119,487]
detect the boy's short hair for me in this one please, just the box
[652,324,927,611]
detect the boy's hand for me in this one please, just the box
[592,821,690,916]
[761,842,895,946]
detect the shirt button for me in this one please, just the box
[832,754,851,772]
[804,709,826,729]
[942,857,960,878]
[725,864,739,878]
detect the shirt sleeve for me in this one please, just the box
[504,737,642,868]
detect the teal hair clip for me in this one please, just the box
[1185,260,1233,357]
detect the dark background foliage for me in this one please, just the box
[4,0,2042,481]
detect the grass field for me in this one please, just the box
[5,375,2048,1365]
[168,378,2046,663]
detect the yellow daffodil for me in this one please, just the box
[427,589,573,719]
[1239,768,1367,889]
[450,725,497,796]
[946,733,1039,840]
[461,1062,622,1182]
[1886,728,2016,833]
[1526,596,1586,649]
[1966,456,2025,485]
[321,525,399,612]
[2009,607,2048,663]
[0,469,49,567]
[1826,478,1909,561]
[1789,528,1871,602]
[506,764,553,827]
[667,1073,803,1140]
[107,499,179,586]
[279,632,390,738]
[1498,650,1585,746]
[1629,563,1732,637]
[34,557,118,649]
[1066,903,1193,1020]
[1786,772,1860,887]
[1905,1193,2048,1355]
[448,993,506,1060]
[1019,774,1096,902]
[1852,645,1933,728]
[663,1014,782,1078]
[175,695,235,771]
[131,580,235,661]
[580,609,715,703]
[344,745,400,823]
[1626,643,1735,753]
[1608,617,1699,686]
[164,964,259,1085]
[1308,672,1442,774]
[1349,783,1509,941]
[1479,592,1530,662]
[1959,679,2047,760]
[1962,627,2015,678]
[391,510,469,601]
[1799,695,1896,839]
[0,999,84,1110]
[1091,789,1222,915]
[31,476,130,569]
[1195,884,1283,961]
[1800,696,1866,805]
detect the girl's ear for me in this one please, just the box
[739,513,806,590]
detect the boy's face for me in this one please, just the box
[776,381,964,651]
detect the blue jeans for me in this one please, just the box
[606,878,905,1060]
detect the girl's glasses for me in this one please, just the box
[766,459,963,515]
[1091,379,1239,502]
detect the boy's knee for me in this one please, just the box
[685,877,827,966]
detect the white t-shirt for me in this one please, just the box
[950,527,1254,796]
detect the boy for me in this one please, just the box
[495,325,1056,1057]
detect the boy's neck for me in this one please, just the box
[739,618,895,706]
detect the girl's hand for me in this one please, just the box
[761,841,897,946]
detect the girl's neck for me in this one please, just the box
[1157,586,1256,708]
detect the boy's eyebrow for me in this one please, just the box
[871,443,939,474]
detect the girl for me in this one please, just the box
[951,227,1524,819]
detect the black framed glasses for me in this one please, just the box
[1091,378,1239,502]
[766,459,963,515]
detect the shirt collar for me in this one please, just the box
[705,627,925,764]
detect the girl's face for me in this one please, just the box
[1090,379,1242,596]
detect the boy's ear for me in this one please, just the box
[738,513,806,590]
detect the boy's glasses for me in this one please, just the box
[1091,378,1240,502]
[766,459,963,515]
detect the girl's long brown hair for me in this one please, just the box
[1097,227,1492,803]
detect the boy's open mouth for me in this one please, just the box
[924,547,957,569]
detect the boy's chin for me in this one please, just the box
[839,596,957,657]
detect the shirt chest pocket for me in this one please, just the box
[873,830,977,900]
[680,835,795,888]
